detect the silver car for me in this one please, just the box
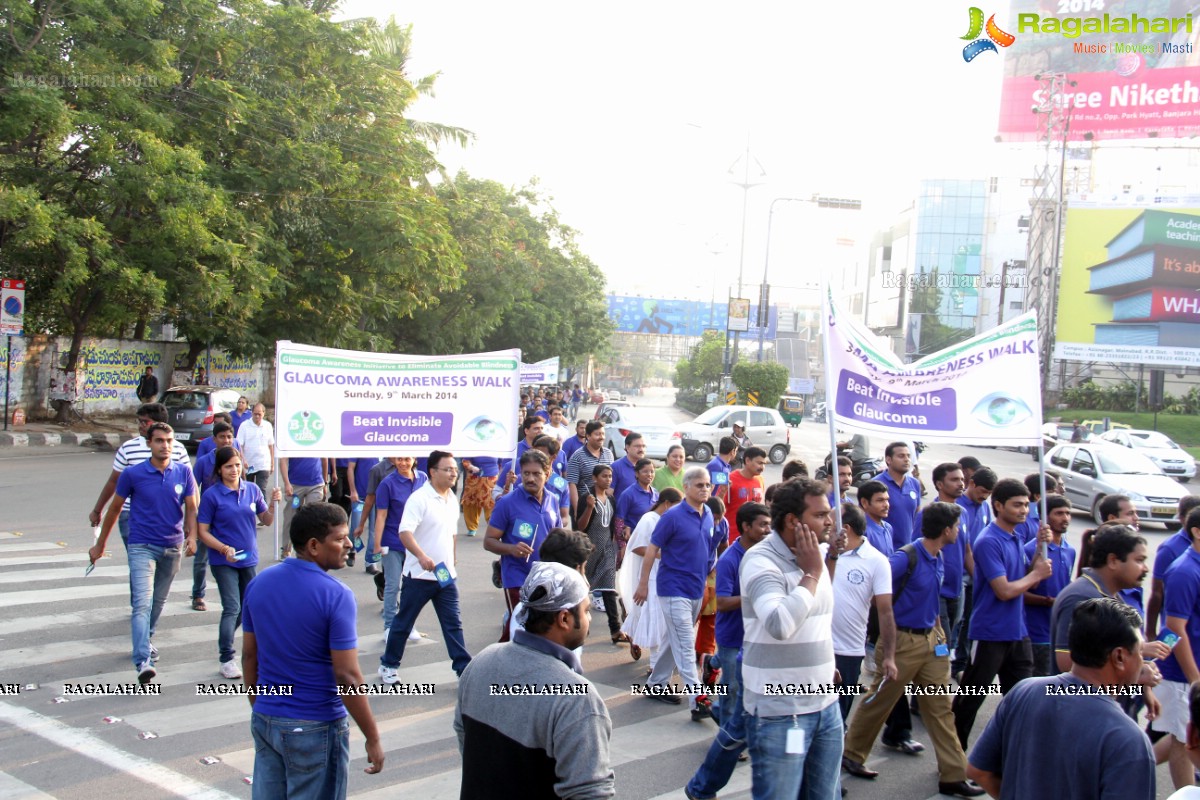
[160,385,241,451]
[1045,442,1188,530]
[675,404,792,465]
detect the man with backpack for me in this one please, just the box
[842,502,985,798]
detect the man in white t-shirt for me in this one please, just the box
[831,503,896,725]
[378,451,472,683]
[234,403,274,493]
[545,404,572,445]
[89,403,192,546]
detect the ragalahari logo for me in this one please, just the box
[962,7,1015,62]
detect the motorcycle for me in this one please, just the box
[810,402,827,423]
[814,445,883,489]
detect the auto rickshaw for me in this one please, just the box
[778,395,805,426]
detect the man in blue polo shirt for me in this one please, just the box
[1145,496,1200,640]
[562,419,588,462]
[610,433,646,502]
[858,480,895,557]
[373,457,427,640]
[952,478,1051,750]
[485,450,560,642]
[686,501,771,800]
[707,437,738,503]
[872,442,920,551]
[633,466,722,720]
[916,463,968,666]
[952,466,996,680]
[242,502,383,798]
[844,502,985,798]
[280,456,328,558]
[517,415,544,461]
[90,423,199,683]
[1023,495,1076,677]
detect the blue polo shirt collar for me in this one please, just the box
[513,629,583,674]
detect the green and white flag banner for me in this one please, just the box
[823,291,1042,446]
[274,341,521,457]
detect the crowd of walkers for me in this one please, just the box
[85,387,1200,799]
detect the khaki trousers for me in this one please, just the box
[843,626,969,782]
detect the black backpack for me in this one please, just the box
[866,543,919,645]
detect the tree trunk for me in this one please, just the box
[54,325,87,423]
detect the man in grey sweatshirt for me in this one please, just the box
[454,561,615,799]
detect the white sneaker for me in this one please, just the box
[137,661,156,685]
[378,665,399,685]
[220,660,242,680]
[594,596,606,613]
[408,629,423,642]
[149,643,159,663]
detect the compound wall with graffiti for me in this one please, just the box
[1,335,273,418]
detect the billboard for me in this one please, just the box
[1054,204,1200,367]
[520,357,560,385]
[727,298,750,332]
[998,1,1200,141]
[606,295,777,338]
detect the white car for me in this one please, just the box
[604,408,682,460]
[1097,429,1196,482]
[675,404,792,465]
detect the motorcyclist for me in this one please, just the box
[838,432,870,463]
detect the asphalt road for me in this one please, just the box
[0,388,1187,799]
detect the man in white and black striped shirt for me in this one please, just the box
[565,420,614,513]
[740,478,842,799]
[90,403,192,546]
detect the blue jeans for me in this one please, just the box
[127,543,182,667]
[648,595,703,710]
[211,563,255,663]
[381,576,471,675]
[251,712,350,800]
[118,510,130,546]
[380,549,405,630]
[352,502,380,568]
[192,539,208,599]
[748,703,843,800]
[687,649,747,799]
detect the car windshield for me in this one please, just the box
[162,392,207,410]
[1096,448,1162,475]
[1129,432,1179,450]
[693,407,728,426]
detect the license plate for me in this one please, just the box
[1152,506,1175,516]
[1164,467,1185,473]
[175,432,190,441]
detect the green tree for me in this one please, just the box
[731,361,789,409]
[674,330,724,391]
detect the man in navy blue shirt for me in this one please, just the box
[90,423,199,683]
[951,465,996,680]
[610,432,646,503]
[686,501,771,800]
[916,464,969,669]
[952,478,1051,750]
[872,442,920,551]
[485,450,560,642]
[967,598,1154,800]
[561,419,588,462]
[1146,495,1200,642]
[243,502,383,798]
[280,456,328,558]
[844,502,985,798]
[633,466,722,720]
[857,480,895,557]
[1022,495,1075,677]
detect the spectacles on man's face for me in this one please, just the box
[436,467,459,474]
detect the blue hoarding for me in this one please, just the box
[607,295,777,338]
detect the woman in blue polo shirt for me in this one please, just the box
[197,446,281,680]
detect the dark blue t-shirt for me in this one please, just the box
[610,456,640,504]
[1013,504,1040,546]
[242,559,357,721]
[707,456,732,491]
[1022,538,1076,644]
[715,539,747,649]
[956,494,993,547]
[1154,530,1192,582]
[616,484,658,535]
[970,523,1029,642]
[968,674,1155,800]
[375,470,427,550]
[350,457,379,500]
[198,481,267,567]
[490,486,559,589]
[874,471,920,550]
[231,408,252,435]
[116,460,197,546]
[652,501,719,600]
[287,457,323,487]
[1160,548,1200,683]
[890,543,944,630]
[561,436,586,462]
[915,505,964,599]
[865,516,894,557]
[469,456,500,478]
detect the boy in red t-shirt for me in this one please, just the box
[724,446,766,543]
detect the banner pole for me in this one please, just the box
[273,453,282,561]
[4,335,10,432]
[821,288,844,543]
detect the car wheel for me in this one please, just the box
[692,443,713,463]
[1166,522,1183,532]
[1181,476,1192,484]
[1092,496,1107,526]
[607,441,618,459]
[768,445,788,465]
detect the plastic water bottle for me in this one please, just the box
[292,495,300,509]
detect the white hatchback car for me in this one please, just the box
[1097,429,1196,482]
[603,408,682,460]
[675,404,792,465]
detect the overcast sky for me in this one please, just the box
[337,1,1011,302]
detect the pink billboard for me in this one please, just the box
[997,0,1200,141]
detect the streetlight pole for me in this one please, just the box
[757,197,809,362]
[727,140,765,374]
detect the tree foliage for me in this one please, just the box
[731,361,789,409]
[0,2,612,416]
[674,330,725,392]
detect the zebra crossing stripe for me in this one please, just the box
[0,702,241,800]
[0,770,57,799]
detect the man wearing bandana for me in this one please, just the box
[454,562,615,799]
